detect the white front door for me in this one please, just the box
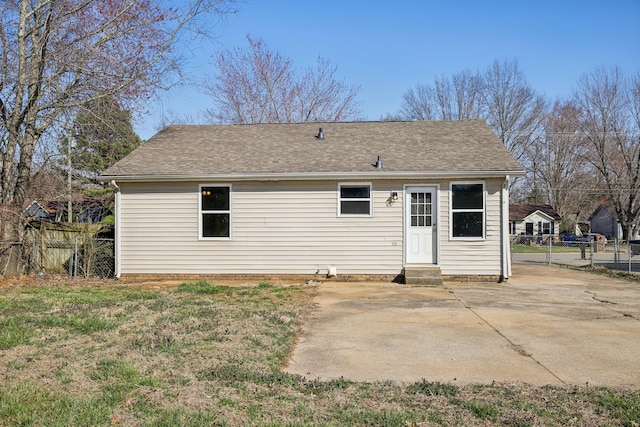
[405,186,437,265]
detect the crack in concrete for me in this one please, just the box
[585,290,616,305]
[447,289,568,386]
[585,291,639,320]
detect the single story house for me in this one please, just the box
[509,204,561,236]
[101,120,525,282]
[590,204,640,240]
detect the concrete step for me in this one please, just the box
[403,267,443,286]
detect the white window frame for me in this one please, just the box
[449,181,486,240]
[199,184,232,240]
[337,183,372,217]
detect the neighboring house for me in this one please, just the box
[590,204,640,240]
[509,204,561,236]
[101,120,525,282]
[23,200,55,221]
[23,201,111,224]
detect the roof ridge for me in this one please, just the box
[102,120,524,180]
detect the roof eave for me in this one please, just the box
[101,169,526,183]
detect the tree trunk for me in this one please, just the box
[0,209,24,277]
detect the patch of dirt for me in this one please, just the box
[0,274,120,289]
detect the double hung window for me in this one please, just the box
[541,222,554,235]
[200,185,231,239]
[450,182,484,238]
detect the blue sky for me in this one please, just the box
[136,0,640,139]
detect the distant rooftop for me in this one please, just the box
[510,204,561,221]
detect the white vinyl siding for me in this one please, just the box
[118,181,403,275]
[117,178,506,277]
[438,179,503,276]
[511,212,558,236]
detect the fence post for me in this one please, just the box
[31,239,37,275]
[68,240,73,276]
[74,235,79,277]
[629,240,633,274]
[547,237,552,265]
[590,239,594,268]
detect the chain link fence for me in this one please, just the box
[0,242,23,278]
[0,236,114,278]
[5,231,637,278]
[511,235,640,274]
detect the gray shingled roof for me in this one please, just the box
[101,120,524,180]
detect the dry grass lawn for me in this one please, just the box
[0,275,638,426]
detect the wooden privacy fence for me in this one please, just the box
[33,237,114,277]
[0,224,114,278]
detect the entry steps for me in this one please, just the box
[403,267,443,286]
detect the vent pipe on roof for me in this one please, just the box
[317,128,324,140]
[375,155,383,169]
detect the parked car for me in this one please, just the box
[559,233,576,243]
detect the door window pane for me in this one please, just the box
[410,192,432,228]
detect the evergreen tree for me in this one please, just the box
[68,96,142,181]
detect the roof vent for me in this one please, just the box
[374,155,383,169]
[316,128,324,140]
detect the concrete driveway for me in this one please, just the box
[284,264,640,387]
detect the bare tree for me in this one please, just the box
[452,70,485,119]
[204,35,361,124]
[399,69,483,121]
[24,165,68,208]
[399,84,436,120]
[379,112,405,121]
[528,101,597,231]
[398,60,546,201]
[434,76,454,120]
[0,0,236,240]
[573,67,640,239]
[482,60,547,164]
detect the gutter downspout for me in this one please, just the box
[501,175,512,281]
[111,180,121,279]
